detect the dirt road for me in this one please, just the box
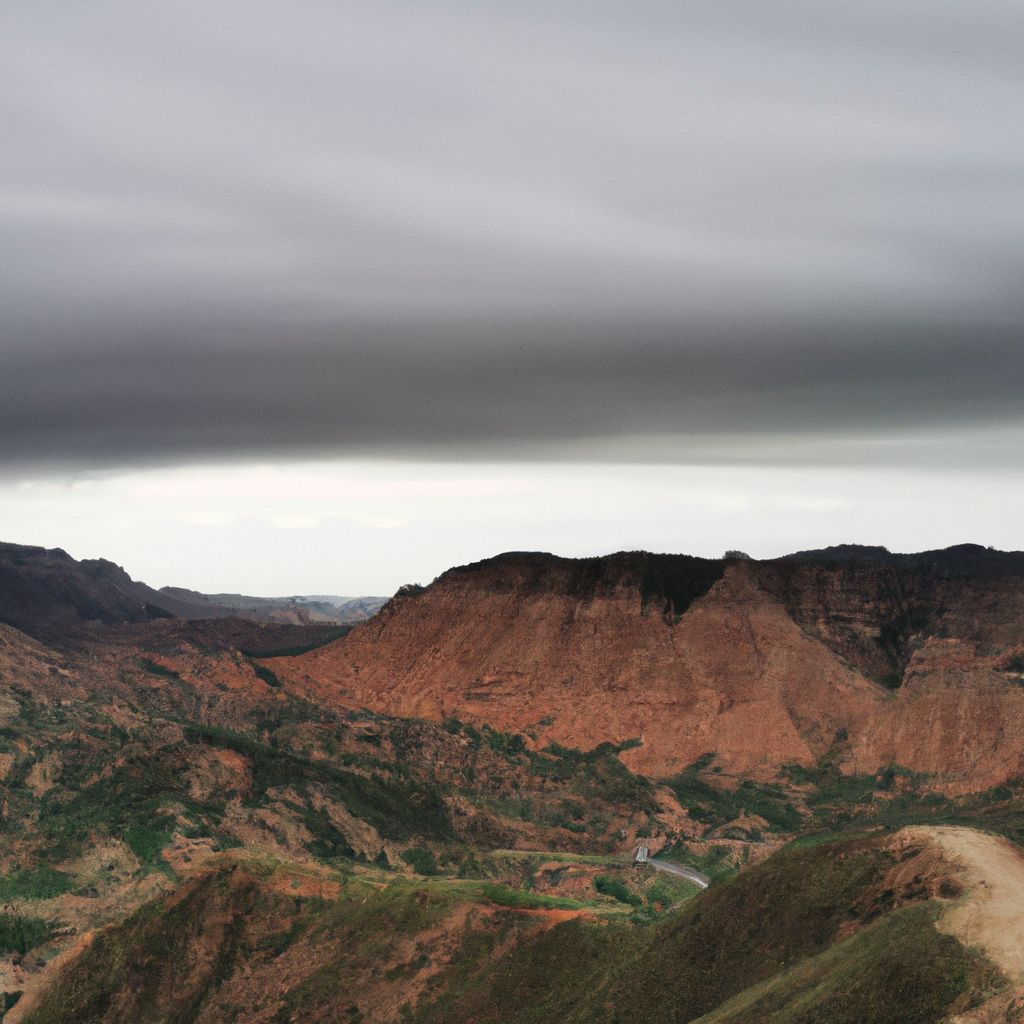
[913,825,1024,985]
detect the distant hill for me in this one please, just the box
[0,541,222,640]
[0,541,384,641]
[158,587,387,625]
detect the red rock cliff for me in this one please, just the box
[277,547,1024,789]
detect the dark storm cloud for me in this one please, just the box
[1,1,1022,470]
[4,319,1023,468]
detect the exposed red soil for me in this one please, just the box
[268,555,1024,789]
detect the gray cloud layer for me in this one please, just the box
[2,1,1022,469]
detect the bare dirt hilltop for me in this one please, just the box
[917,826,1024,985]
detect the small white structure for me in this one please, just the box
[633,842,649,865]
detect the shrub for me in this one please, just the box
[123,825,172,864]
[400,848,439,876]
[139,658,181,680]
[594,875,642,906]
[0,913,56,954]
[251,663,281,688]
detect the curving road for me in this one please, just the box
[647,858,710,889]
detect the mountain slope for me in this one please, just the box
[275,547,1024,787]
[0,542,219,640]
[0,542,384,641]
[13,831,1001,1024]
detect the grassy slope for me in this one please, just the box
[23,867,268,1024]
[420,832,1005,1022]
[693,904,996,1024]
[414,837,898,1024]
[18,837,1002,1024]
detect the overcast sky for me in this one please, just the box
[1,2,1022,592]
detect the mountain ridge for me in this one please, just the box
[0,541,385,640]
[276,544,1024,788]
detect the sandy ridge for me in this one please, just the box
[910,825,1024,986]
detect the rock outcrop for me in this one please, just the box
[277,547,1024,788]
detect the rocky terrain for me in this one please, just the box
[275,545,1024,789]
[2,541,1024,1022]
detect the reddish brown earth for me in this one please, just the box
[272,548,1024,789]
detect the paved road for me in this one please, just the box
[647,858,711,889]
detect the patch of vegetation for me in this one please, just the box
[999,652,1024,674]
[697,904,1001,1024]
[0,913,57,954]
[664,755,802,832]
[784,760,877,816]
[482,725,527,756]
[927,778,1024,848]
[139,658,181,680]
[782,758,964,832]
[123,825,173,864]
[184,722,453,842]
[239,627,352,659]
[280,882,463,1021]
[594,875,641,907]
[413,906,621,1024]
[0,867,74,902]
[645,876,690,909]
[456,853,487,879]
[292,805,357,861]
[479,884,584,911]
[784,830,873,850]
[385,952,430,982]
[656,841,737,882]
[39,746,186,856]
[251,663,282,688]
[527,741,657,811]
[400,848,439,876]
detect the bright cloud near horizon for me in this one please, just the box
[1,2,1022,593]
[3,459,1023,596]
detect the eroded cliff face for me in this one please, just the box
[754,546,1024,687]
[277,549,1024,788]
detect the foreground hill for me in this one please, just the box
[9,829,1006,1024]
[277,546,1024,788]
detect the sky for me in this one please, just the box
[1,2,1022,594]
